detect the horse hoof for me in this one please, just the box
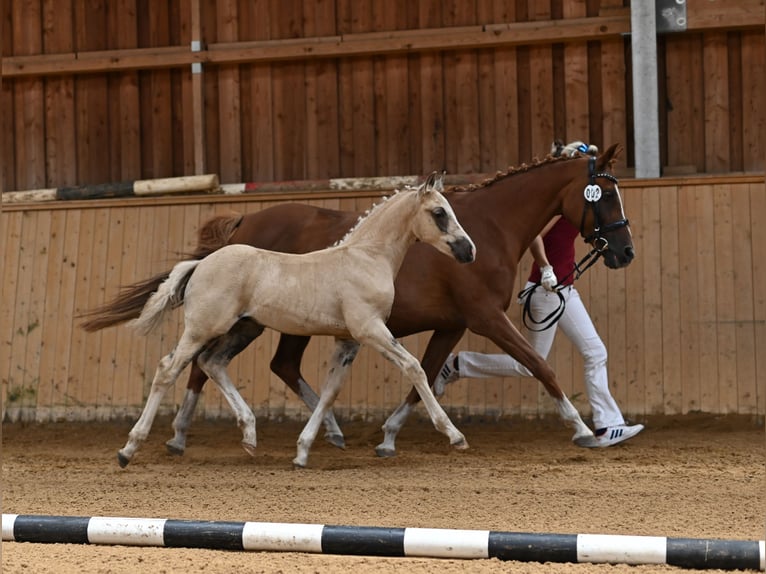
[324,433,346,450]
[165,441,185,456]
[375,445,396,458]
[292,458,307,469]
[452,438,469,450]
[117,452,131,468]
[241,441,258,457]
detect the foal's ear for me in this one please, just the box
[433,170,446,193]
[419,171,439,197]
[597,143,623,171]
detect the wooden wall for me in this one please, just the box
[2,0,765,193]
[2,176,764,423]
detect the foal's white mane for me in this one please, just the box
[333,191,397,247]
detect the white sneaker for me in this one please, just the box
[584,423,644,448]
[433,354,460,396]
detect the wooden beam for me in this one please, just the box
[2,15,631,78]
[685,0,765,31]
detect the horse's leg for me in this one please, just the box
[467,310,593,443]
[166,318,263,455]
[197,335,262,456]
[361,322,467,451]
[376,329,465,457]
[165,364,205,455]
[118,335,201,467]
[293,339,359,468]
[271,334,345,449]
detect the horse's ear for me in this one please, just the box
[433,170,446,193]
[419,171,438,197]
[597,143,623,171]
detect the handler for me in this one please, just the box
[434,141,643,448]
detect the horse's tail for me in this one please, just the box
[127,260,200,336]
[78,213,244,332]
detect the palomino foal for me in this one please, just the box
[118,173,475,468]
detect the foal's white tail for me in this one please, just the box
[128,260,200,336]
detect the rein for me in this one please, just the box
[519,156,628,332]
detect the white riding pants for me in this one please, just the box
[458,282,625,430]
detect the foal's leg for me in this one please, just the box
[362,322,467,451]
[165,364,206,455]
[197,336,260,456]
[118,334,201,467]
[293,339,359,468]
[376,328,465,457]
[166,321,262,455]
[271,334,345,449]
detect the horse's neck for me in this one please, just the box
[479,168,570,253]
[340,192,416,269]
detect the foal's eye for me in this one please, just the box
[432,207,447,218]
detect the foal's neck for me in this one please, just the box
[340,191,418,264]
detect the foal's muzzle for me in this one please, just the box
[449,237,476,263]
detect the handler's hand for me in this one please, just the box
[540,265,557,292]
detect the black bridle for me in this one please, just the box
[519,156,630,331]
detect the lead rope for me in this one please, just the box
[518,245,603,332]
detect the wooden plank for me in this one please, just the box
[741,31,766,171]
[599,37,626,151]
[641,187,663,414]
[622,187,644,415]
[110,206,141,416]
[677,186,701,413]
[30,210,56,419]
[304,0,340,179]
[67,209,95,414]
[2,13,637,79]
[416,2,445,173]
[562,0,589,142]
[42,0,75,189]
[527,1,554,157]
[703,32,730,173]
[685,0,765,31]
[95,207,126,414]
[114,0,142,180]
[730,184,757,414]
[726,34,744,171]
[1,212,24,415]
[52,210,82,417]
[749,182,766,416]
[13,0,45,191]
[695,185,719,412]
[664,35,705,172]
[8,211,39,417]
[712,184,738,413]
[659,186,682,414]
[216,0,242,183]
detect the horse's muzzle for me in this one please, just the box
[449,237,476,264]
[603,244,635,269]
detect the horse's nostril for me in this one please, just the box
[625,246,635,260]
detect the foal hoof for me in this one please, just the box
[117,451,131,468]
[374,445,396,458]
[292,458,307,469]
[324,433,346,450]
[165,440,185,456]
[241,441,258,457]
[451,438,469,450]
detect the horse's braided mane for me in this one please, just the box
[333,189,397,246]
[449,153,573,193]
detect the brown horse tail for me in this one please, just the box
[78,212,244,332]
[189,213,244,258]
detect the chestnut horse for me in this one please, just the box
[82,144,633,458]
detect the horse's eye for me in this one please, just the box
[432,207,447,218]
